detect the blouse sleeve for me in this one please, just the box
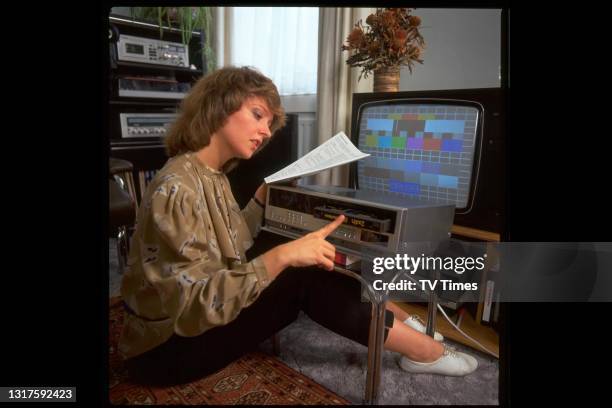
[240,198,265,239]
[144,182,272,337]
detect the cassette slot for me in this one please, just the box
[313,205,391,233]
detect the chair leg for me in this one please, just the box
[272,333,281,356]
[116,226,128,275]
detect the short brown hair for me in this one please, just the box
[165,66,286,169]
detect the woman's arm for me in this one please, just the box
[238,181,267,239]
[253,180,297,206]
[254,183,267,206]
[260,215,345,279]
[145,182,344,336]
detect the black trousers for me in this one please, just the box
[125,266,395,385]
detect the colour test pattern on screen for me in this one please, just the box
[357,104,479,208]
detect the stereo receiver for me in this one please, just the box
[117,34,190,68]
[264,185,455,256]
[119,113,178,138]
[118,76,191,99]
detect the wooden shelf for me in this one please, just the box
[111,139,165,148]
[393,301,499,358]
[116,61,202,75]
[109,99,179,107]
[451,225,501,242]
[109,15,202,36]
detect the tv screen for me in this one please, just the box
[355,101,481,211]
[350,89,505,236]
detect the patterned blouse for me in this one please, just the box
[118,152,271,359]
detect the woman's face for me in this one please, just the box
[217,96,274,160]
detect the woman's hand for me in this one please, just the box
[254,179,298,205]
[261,215,345,278]
[282,214,345,270]
[254,183,268,205]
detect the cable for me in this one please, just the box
[387,270,500,359]
[437,303,499,359]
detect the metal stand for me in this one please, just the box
[425,268,440,338]
[365,300,386,405]
[116,225,130,275]
[332,266,386,405]
[261,227,441,405]
[333,265,441,405]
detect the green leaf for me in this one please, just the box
[158,7,163,39]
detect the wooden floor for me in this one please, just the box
[393,301,499,358]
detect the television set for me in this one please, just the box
[349,88,506,237]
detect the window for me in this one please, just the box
[229,7,319,96]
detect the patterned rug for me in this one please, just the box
[109,297,350,405]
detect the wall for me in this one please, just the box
[281,95,317,159]
[110,7,131,17]
[400,8,502,91]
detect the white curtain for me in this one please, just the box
[212,7,231,68]
[314,7,374,187]
[216,7,319,96]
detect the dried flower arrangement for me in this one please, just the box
[341,8,425,81]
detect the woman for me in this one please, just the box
[118,66,477,385]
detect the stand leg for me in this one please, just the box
[426,268,440,337]
[365,302,386,405]
[117,226,128,275]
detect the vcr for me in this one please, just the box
[264,185,455,256]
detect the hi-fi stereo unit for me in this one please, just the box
[119,113,178,138]
[117,34,190,68]
[118,76,192,99]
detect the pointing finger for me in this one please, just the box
[317,215,345,238]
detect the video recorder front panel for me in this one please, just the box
[264,185,455,256]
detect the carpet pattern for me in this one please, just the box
[109,297,350,405]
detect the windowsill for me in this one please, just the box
[281,94,317,113]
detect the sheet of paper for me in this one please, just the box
[264,131,370,184]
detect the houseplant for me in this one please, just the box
[341,8,425,92]
[130,7,215,72]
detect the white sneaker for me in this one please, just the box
[404,315,444,341]
[399,346,478,376]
